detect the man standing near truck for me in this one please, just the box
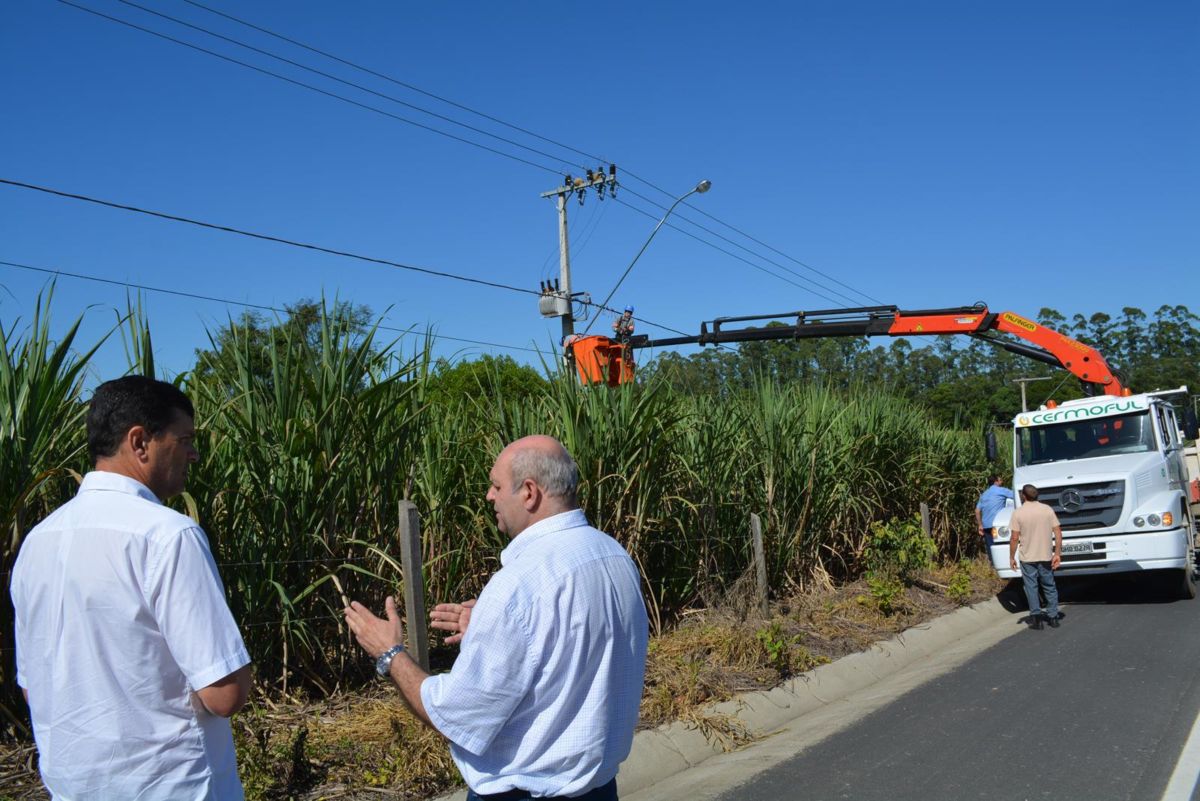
[1008,484,1063,630]
[975,474,1014,550]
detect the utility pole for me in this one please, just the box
[1013,375,1054,412]
[538,165,617,344]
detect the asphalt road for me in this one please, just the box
[715,575,1200,801]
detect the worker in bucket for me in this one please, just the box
[612,306,636,342]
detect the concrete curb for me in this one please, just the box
[435,598,1018,801]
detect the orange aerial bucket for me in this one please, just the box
[568,335,635,386]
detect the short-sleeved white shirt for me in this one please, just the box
[420,509,649,797]
[11,471,250,801]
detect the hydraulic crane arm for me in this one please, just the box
[573,303,1127,395]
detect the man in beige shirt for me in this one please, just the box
[1008,484,1063,630]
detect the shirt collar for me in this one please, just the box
[500,508,589,566]
[79,470,163,505]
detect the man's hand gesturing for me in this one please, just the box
[430,599,476,645]
[344,596,405,658]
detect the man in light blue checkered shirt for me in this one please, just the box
[346,435,649,801]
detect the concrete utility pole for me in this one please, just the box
[1013,375,1054,412]
[538,166,617,343]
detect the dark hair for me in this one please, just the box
[87,376,195,464]
[987,474,1001,485]
[1021,484,1039,501]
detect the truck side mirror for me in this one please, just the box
[1184,407,1199,441]
[985,429,998,463]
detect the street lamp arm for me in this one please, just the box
[582,180,710,335]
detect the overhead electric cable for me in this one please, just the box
[613,197,843,306]
[0,258,540,352]
[617,168,885,305]
[54,0,563,176]
[111,0,588,174]
[618,185,864,306]
[117,0,882,306]
[0,177,541,297]
[0,179,694,338]
[179,0,609,168]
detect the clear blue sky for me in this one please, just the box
[2,0,1197,381]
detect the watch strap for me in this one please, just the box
[375,644,405,677]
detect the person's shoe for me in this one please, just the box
[1047,615,1060,628]
[1028,615,1044,630]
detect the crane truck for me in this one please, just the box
[566,303,1200,595]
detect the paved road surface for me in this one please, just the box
[715,575,1200,801]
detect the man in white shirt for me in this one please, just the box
[345,435,649,801]
[11,376,252,800]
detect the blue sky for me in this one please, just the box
[2,0,1197,381]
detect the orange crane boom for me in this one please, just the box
[569,304,1127,395]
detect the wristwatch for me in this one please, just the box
[375,644,406,678]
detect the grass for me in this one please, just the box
[0,558,1002,801]
[1,296,1001,796]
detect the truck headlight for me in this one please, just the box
[993,525,1010,542]
[1148,514,1162,527]
[1134,516,1146,527]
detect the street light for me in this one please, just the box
[583,179,712,335]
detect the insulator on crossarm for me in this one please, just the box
[586,168,594,183]
[564,174,572,190]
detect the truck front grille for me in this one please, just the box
[1041,481,1125,531]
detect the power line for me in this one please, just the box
[110,0,589,175]
[0,179,693,338]
[0,177,541,296]
[54,0,563,176]
[0,258,541,353]
[613,196,844,307]
[65,0,880,306]
[178,0,610,169]
[617,168,884,305]
[176,0,879,306]
[618,185,866,306]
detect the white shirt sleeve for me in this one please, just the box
[146,526,250,691]
[420,587,539,754]
[13,587,27,689]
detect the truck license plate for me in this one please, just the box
[1062,541,1093,554]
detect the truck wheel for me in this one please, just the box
[1177,567,1197,601]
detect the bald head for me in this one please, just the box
[507,436,578,499]
[486,436,580,538]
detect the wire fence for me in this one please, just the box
[0,504,773,661]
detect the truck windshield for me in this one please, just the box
[1016,411,1156,466]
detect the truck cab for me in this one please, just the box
[988,389,1200,598]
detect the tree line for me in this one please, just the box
[639,305,1200,428]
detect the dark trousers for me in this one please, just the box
[1020,560,1060,619]
[467,778,618,801]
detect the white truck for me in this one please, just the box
[573,301,1200,596]
[989,388,1200,598]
